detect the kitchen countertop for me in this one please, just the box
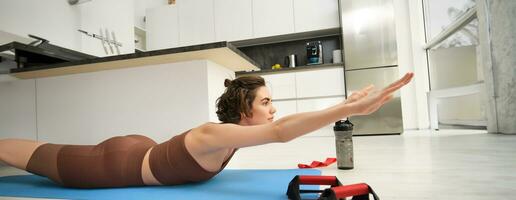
[9,41,260,79]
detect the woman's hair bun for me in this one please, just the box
[224,79,232,87]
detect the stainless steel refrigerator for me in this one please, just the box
[338,0,403,135]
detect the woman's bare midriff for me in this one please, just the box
[141,147,162,185]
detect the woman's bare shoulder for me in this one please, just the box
[192,121,280,149]
[186,122,237,152]
[198,122,238,130]
[192,122,230,136]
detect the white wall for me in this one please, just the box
[77,0,135,56]
[0,0,80,50]
[207,61,236,122]
[407,0,431,129]
[394,0,418,130]
[0,79,37,140]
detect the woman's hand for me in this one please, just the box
[347,72,414,116]
[344,84,374,104]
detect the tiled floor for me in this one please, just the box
[1,129,515,200]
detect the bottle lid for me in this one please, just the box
[333,119,353,131]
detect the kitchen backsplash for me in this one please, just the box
[238,35,341,70]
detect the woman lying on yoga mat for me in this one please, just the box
[0,73,413,188]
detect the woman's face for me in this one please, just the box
[240,86,276,125]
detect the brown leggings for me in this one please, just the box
[26,135,156,188]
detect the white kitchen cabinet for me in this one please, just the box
[36,60,229,144]
[293,0,340,32]
[213,0,253,42]
[177,0,216,46]
[252,0,295,38]
[297,96,345,113]
[146,5,180,51]
[295,68,345,98]
[79,0,135,56]
[240,67,346,137]
[271,100,297,120]
[261,73,297,100]
[148,0,339,49]
[297,96,345,137]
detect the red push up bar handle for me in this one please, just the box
[332,183,369,198]
[320,183,380,200]
[287,175,343,200]
[298,175,339,186]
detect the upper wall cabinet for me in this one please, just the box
[146,6,179,51]
[293,0,340,32]
[79,0,135,56]
[213,0,253,42]
[252,0,295,38]
[177,0,216,46]
[145,0,339,49]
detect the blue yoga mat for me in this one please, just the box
[0,169,321,200]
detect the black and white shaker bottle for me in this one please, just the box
[333,119,354,170]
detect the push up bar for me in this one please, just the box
[286,175,379,200]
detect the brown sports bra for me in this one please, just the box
[148,130,237,185]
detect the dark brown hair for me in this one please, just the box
[216,75,266,123]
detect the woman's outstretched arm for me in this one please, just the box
[0,139,46,170]
[194,73,414,151]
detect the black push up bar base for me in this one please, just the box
[286,175,379,200]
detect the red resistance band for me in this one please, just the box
[298,157,337,168]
